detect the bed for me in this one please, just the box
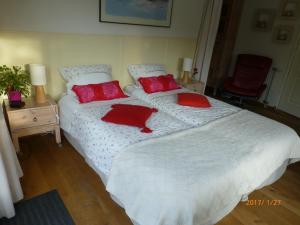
[58,64,300,225]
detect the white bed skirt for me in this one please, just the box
[0,107,23,219]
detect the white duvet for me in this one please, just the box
[59,95,190,176]
[59,93,300,225]
[125,85,241,126]
[107,110,300,225]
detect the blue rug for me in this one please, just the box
[0,190,75,225]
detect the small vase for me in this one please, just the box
[8,90,22,108]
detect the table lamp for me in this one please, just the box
[29,64,47,104]
[182,58,193,84]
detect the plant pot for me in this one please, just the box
[8,90,22,108]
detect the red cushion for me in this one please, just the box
[91,81,128,101]
[138,74,180,94]
[138,76,165,94]
[161,74,181,91]
[72,85,95,103]
[101,104,158,133]
[72,81,128,103]
[177,93,211,108]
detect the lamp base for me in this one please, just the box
[182,71,190,84]
[35,86,47,104]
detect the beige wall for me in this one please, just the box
[0,0,203,38]
[232,0,300,107]
[0,0,202,99]
[0,31,196,99]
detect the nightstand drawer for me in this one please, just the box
[9,107,57,130]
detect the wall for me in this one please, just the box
[0,0,203,99]
[232,0,300,107]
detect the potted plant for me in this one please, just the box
[0,65,31,107]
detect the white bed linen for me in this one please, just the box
[58,95,191,176]
[125,85,241,127]
[107,110,300,225]
[59,94,300,225]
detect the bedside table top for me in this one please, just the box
[177,79,204,86]
[3,96,56,112]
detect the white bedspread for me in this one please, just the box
[106,110,300,225]
[59,95,191,176]
[125,85,241,127]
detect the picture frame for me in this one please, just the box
[99,0,173,27]
[279,0,299,20]
[253,9,276,32]
[273,25,294,44]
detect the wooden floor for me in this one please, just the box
[19,103,300,225]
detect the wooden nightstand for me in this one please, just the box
[177,80,205,94]
[2,96,61,153]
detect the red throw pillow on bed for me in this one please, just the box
[72,85,95,103]
[160,74,181,91]
[91,81,128,101]
[177,93,211,108]
[72,81,128,103]
[101,104,158,133]
[138,74,180,94]
[138,76,165,94]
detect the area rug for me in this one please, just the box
[0,190,75,225]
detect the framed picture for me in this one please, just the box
[253,9,276,32]
[273,25,294,44]
[280,0,299,19]
[100,0,173,27]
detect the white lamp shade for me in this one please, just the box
[29,64,46,86]
[183,58,193,72]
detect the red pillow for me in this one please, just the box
[101,104,158,133]
[138,74,180,94]
[72,85,95,103]
[160,74,181,91]
[138,76,165,94]
[177,93,211,108]
[91,81,128,101]
[72,81,128,103]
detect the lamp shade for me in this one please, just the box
[183,58,193,72]
[29,64,46,86]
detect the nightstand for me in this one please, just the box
[2,96,61,153]
[177,80,205,94]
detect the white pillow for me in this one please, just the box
[66,72,112,96]
[59,64,112,82]
[128,64,167,83]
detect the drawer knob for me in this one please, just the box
[33,117,38,122]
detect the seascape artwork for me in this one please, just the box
[100,0,173,27]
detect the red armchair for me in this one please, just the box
[222,54,272,104]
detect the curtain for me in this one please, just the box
[0,106,23,219]
[194,0,223,85]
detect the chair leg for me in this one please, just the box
[239,97,243,106]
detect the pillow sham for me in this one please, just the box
[67,72,112,96]
[128,64,166,83]
[177,93,211,108]
[101,104,158,133]
[60,64,111,82]
[138,74,180,94]
[72,81,128,103]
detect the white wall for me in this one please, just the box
[0,0,203,38]
[232,0,300,107]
